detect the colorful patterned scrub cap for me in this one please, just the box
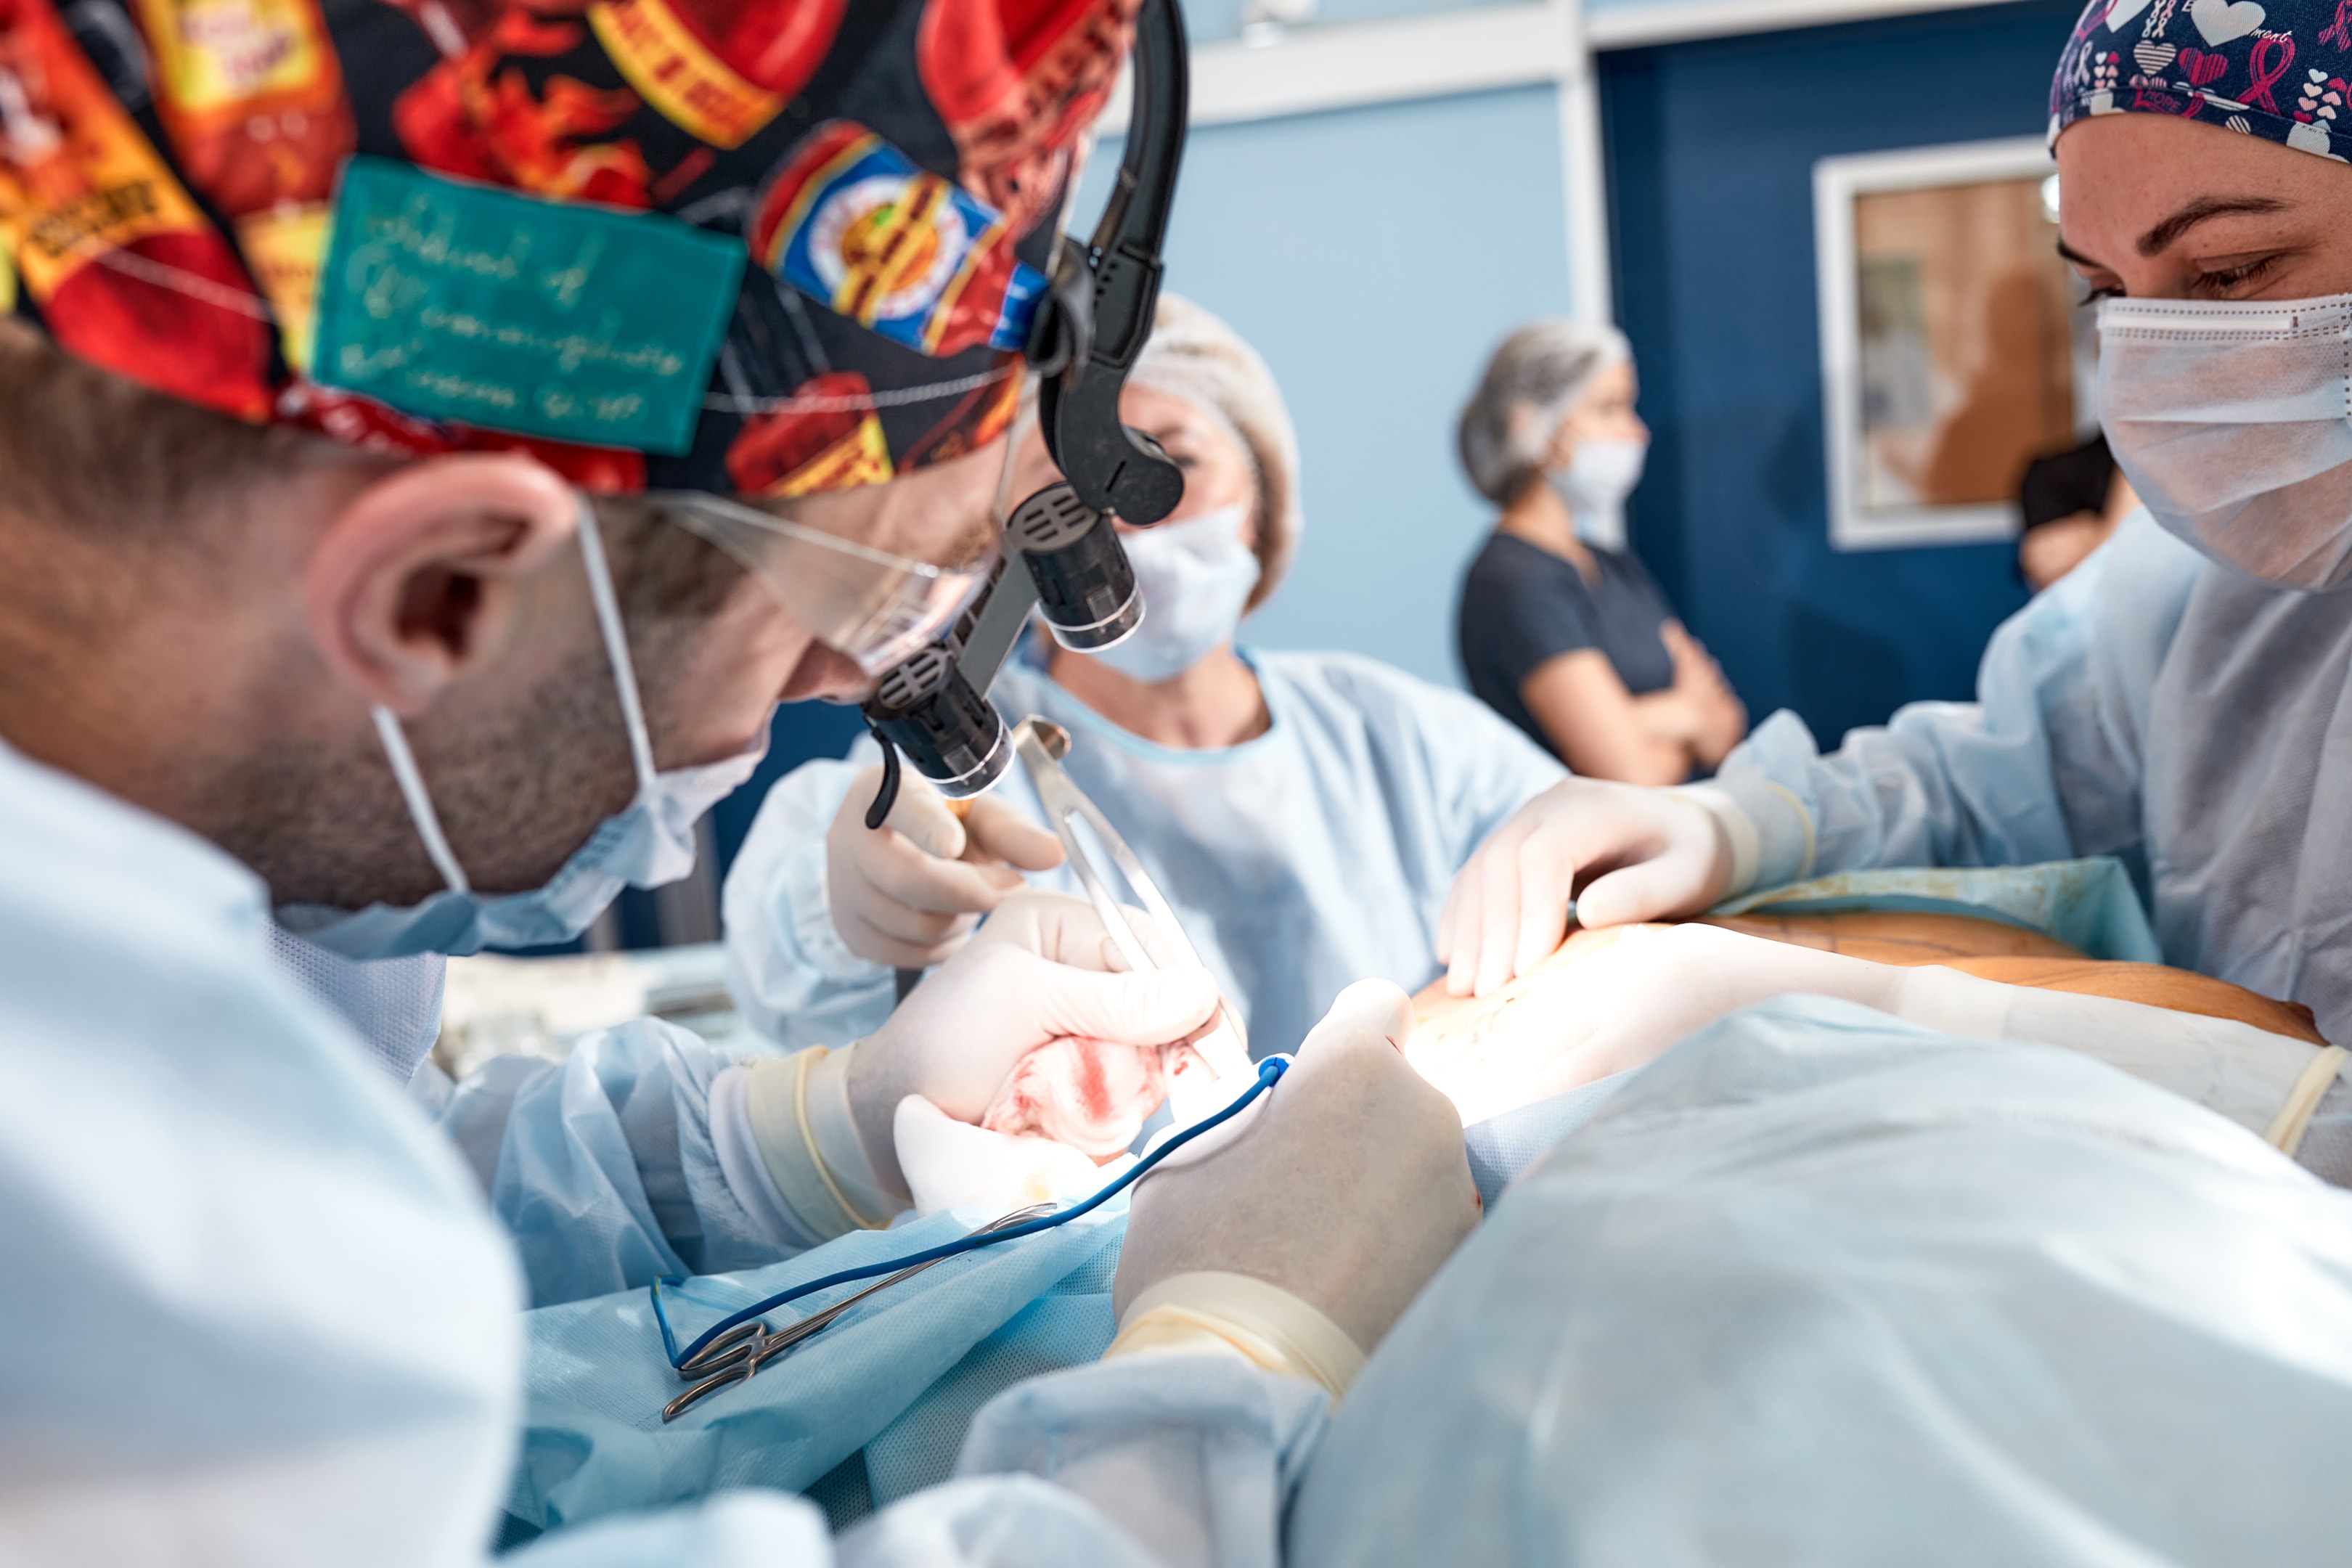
[0,0,1138,494]
[2053,0,2352,163]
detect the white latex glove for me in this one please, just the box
[826,763,1066,968]
[1439,777,1736,998]
[894,1030,1171,1217]
[1451,924,2349,1153]
[846,889,1219,1201]
[1420,923,1906,1123]
[1114,980,1481,1355]
[894,1094,1134,1217]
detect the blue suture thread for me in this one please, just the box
[653,1054,1291,1369]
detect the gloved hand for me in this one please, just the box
[1438,777,1736,998]
[846,890,1220,1201]
[825,762,1066,968]
[1445,923,2352,1161]
[1114,981,1481,1356]
[1437,923,1906,1118]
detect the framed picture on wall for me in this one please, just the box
[1814,136,2090,551]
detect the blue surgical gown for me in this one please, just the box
[12,732,2352,1564]
[722,642,1567,1056]
[1710,512,2352,1042]
[0,734,1316,1564]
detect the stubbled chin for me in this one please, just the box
[780,641,873,703]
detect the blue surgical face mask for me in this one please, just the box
[277,500,768,960]
[1089,504,1262,684]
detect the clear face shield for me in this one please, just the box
[653,491,999,678]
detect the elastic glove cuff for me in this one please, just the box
[746,1046,903,1240]
[1675,777,1815,897]
[1106,1271,1365,1402]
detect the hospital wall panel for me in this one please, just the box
[1079,85,1582,687]
[1181,0,1509,43]
[1603,0,2078,744]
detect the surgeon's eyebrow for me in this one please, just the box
[2055,237,2105,271]
[2133,195,2290,256]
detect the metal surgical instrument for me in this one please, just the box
[648,1056,1296,1421]
[1011,717,1254,1086]
[661,1204,1055,1423]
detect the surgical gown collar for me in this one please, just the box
[1021,631,1287,769]
[0,733,271,942]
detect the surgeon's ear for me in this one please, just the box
[305,454,579,716]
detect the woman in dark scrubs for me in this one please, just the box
[1454,321,1746,784]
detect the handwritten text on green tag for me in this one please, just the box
[314,159,743,455]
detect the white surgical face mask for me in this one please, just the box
[278,499,768,960]
[1089,502,1262,683]
[2099,292,2352,592]
[1546,437,1647,543]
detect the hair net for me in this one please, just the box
[1130,294,1303,608]
[2052,0,2352,162]
[1457,321,1631,506]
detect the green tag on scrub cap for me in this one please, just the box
[312,158,745,456]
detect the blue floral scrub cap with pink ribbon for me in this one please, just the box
[2054,0,2352,160]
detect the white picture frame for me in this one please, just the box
[1814,136,2074,551]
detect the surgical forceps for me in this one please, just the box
[1011,719,1254,1086]
[661,1204,1054,1423]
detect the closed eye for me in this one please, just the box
[2193,254,2282,296]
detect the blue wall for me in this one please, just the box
[1178,0,1503,44]
[1077,84,1581,687]
[1603,0,2080,743]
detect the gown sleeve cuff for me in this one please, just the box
[1890,965,2349,1154]
[1674,777,1816,895]
[1105,1271,1365,1402]
[745,1046,905,1241]
[796,839,885,982]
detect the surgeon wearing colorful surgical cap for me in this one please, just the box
[0,1,1466,1561]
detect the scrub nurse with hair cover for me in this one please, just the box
[1435,0,2352,1159]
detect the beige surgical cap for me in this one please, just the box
[1130,294,1303,608]
[1458,320,1633,506]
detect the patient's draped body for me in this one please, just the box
[1408,911,2327,1116]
